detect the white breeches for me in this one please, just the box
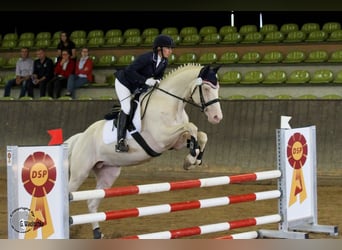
[115,78,131,115]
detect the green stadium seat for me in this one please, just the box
[70,30,87,40]
[19,32,35,41]
[227,95,246,100]
[259,24,278,35]
[121,35,142,46]
[3,57,19,68]
[282,50,306,63]
[220,32,242,44]
[87,37,105,47]
[169,34,181,45]
[260,51,284,63]
[301,22,320,34]
[305,30,328,42]
[238,51,261,64]
[17,39,34,49]
[116,54,135,67]
[141,35,157,46]
[103,36,124,47]
[262,70,287,84]
[326,30,342,42]
[123,28,141,38]
[219,71,242,85]
[333,70,342,84]
[52,31,62,40]
[261,31,284,43]
[168,54,177,65]
[105,29,122,38]
[240,32,263,43]
[200,33,222,45]
[179,26,198,37]
[34,39,51,49]
[280,23,299,35]
[251,94,269,100]
[87,30,104,40]
[95,55,116,67]
[286,70,311,84]
[198,52,218,65]
[179,34,201,45]
[283,30,306,43]
[174,52,197,65]
[35,32,51,40]
[199,26,218,37]
[161,27,179,36]
[19,96,34,101]
[141,28,159,38]
[1,40,17,50]
[218,25,237,36]
[73,37,87,48]
[238,24,258,36]
[240,70,264,84]
[309,69,334,84]
[217,51,239,64]
[0,56,6,68]
[328,50,342,63]
[297,94,318,99]
[304,50,329,63]
[321,94,342,99]
[273,94,293,100]
[322,22,341,34]
[3,33,18,41]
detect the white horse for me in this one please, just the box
[66,63,223,238]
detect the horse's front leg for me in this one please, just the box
[184,131,208,170]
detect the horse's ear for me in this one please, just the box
[212,65,221,74]
[198,65,210,78]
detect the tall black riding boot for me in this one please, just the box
[115,111,129,152]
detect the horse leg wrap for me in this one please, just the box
[196,148,204,164]
[187,136,199,157]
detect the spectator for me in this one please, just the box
[27,48,54,98]
[65,47,94,99]
[3,47,34,98]
[47,49,75,99]
[57,31,76,62]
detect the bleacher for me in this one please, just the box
[1,21,342,100]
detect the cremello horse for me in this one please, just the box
[66,63,223,238]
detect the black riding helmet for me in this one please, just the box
[153,34,175,50]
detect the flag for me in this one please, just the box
[47,129,63,145]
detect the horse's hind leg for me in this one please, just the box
[88,164,121,239]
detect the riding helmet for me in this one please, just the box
[153,34,175,49]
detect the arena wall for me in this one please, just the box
[1,100,341,182]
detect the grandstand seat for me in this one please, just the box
[227,95,246,100]
[198,52,218,65]
[95,55,116,67]
[141,28,159,38]
[326,30,342,42]
[179,26,198,37]
[52,31,62,40]
[273,94,293,100]
[70,30,87,40]
[309,69,334,84]
[305,30,328,42]
[219,71,242,85]
[0,56,6,68]
[73,37,87,48]
[169,34,181,45]
[238,24,258,36]
[103,36,124,47]
[2,73,16,84]
[321,94,342,100]
[304,50,329,63]
[123,28,141,38]
[105,29,122,38]
[121,35,142,46]
[49,38,60,48]
[1,40,17,50]
[87,30,104,40]
[238,51,261,64]
[279,23,299,35]
[297,94,318,100]
[333,70,342,84]
[199,26,218,37]
[259,24,278,35]
[217,51,239,64]
[34,39,51,48]
[168,54,177,65]
[322,22,341,34]
[141,35,157,46]
[19,32,35,41]
[328,50,342,63]
[282,50,306,63]
[35,32,51,41]
[262,70,287,84]
[218,25,237,36]
[179,34,201,45]
[87,37,105,47]
[259,51,284,63]
[17,39,34,49]
[261,31,284,43]
[283,30,306,43]
[286,70,310,84]
[174,52,197,65]
[3,33,18,41]
[251,94,269,100]
[240,32,263,43]
[240,71,264,84]
[301,22,320,34]
[89,55,98,65]
[161,27,179,36]
[3,57,19,68]
[116,54,135,67]
[220,32,242,44]
[200,33,222,45]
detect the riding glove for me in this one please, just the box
[145,77,159,86]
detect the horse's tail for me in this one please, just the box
[64,133,83,159]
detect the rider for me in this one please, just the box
[113,34,175,152]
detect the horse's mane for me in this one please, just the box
[161,63,202,81]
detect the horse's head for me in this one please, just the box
[191,65,223,124]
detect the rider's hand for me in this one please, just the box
[145,77,159,87]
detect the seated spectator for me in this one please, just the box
[3,47,33,98]
[47,49,75,99]
[27,48,54,98]
[65,47,94,99]
[57,31,76,62]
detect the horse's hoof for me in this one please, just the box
[93,228,104,239]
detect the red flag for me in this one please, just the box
[47,129,63,145]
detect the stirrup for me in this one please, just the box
[115,139,129,152]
